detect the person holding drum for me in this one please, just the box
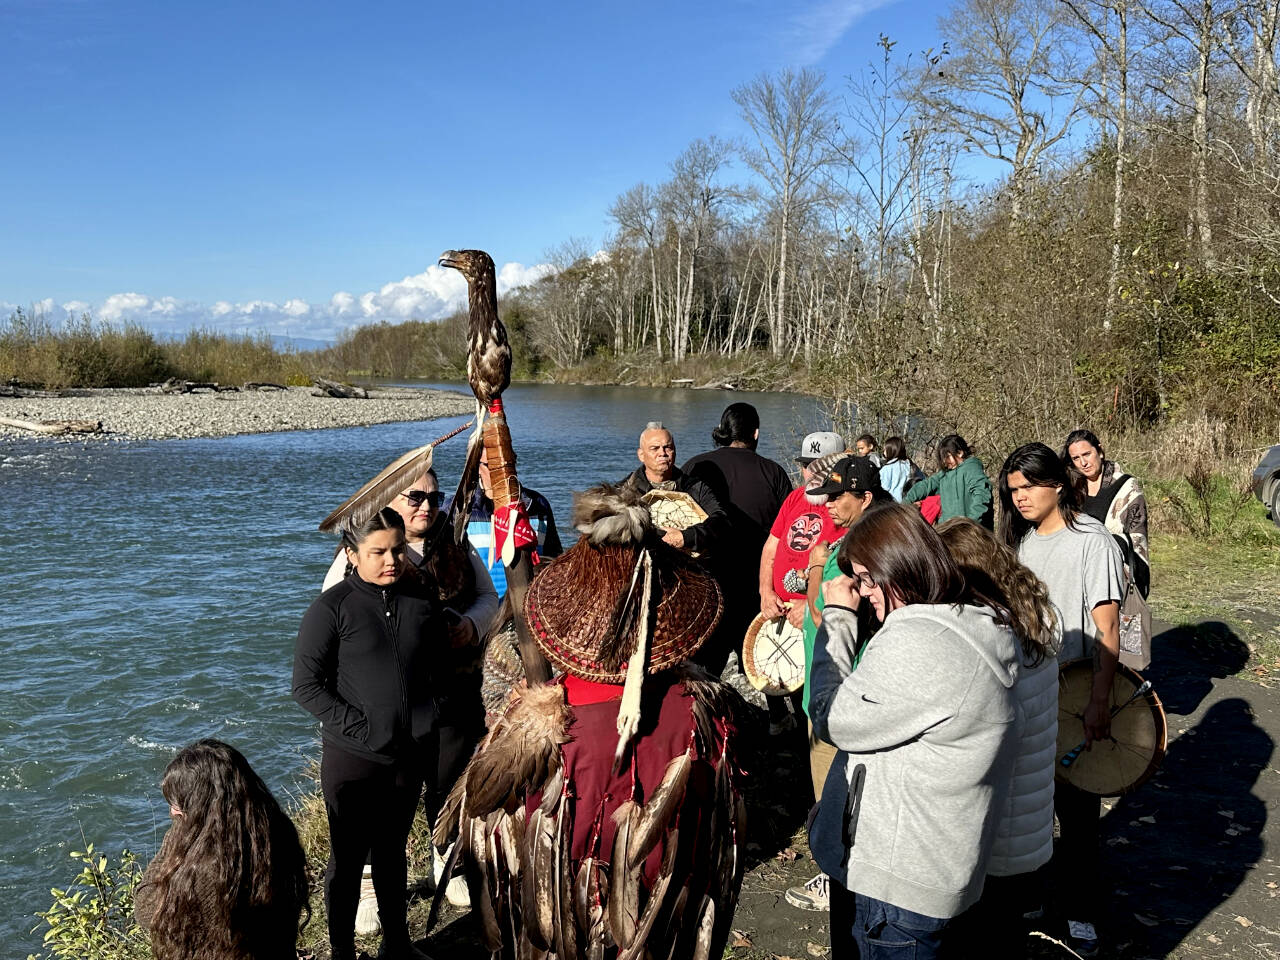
[999,443,1125,959]
[785,454,892,913]
[758,431,844,735]
[808,501,1021,958]
[621,421,727,555]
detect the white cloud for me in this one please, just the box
[99,292,152,322]
[498,261,555,292]
[29,259,556,342]
[785,0,901,65]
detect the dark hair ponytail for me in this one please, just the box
[340,507,405,577]
[711,402,760,448]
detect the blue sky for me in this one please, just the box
[1,0,952,341]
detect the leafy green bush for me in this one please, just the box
[28,844,150,960]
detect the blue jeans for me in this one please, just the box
[831,881,954,959]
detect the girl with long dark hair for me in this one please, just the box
[293,507,443,960]
[807,502,1021,958]
[134,739,309,960]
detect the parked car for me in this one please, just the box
[1254,444,1280,528]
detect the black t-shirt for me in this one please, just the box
[683,446,794,591]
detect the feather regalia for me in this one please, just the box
[433,667,747,960]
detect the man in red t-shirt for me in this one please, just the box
[757,431,844,733]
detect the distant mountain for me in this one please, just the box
[270,334,332,352]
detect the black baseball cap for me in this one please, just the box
[808,455,883,498]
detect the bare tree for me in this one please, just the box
[1221,1,1280,165]
[660,136,735,362]
[829,35,945,326]
[733,67,834,355]
[1142,0,1233,260]
[929,0,1092,219]
[609,183,666,358]
[1063,0,1138,327]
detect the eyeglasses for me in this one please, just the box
[853,571,878,592]
[402,489,443,508]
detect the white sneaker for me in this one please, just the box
[433,844,471,909]
[784,872,829,911]
[354,864,381,935]
[445,873,470,908]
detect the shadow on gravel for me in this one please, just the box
[1092,623,1270,958]
[1146,620,1250,717]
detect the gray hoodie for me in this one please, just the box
[808,603,1021,919]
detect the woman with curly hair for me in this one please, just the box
[938,518,1060,959]
[807,502,1021,957]
[134,739,309,960]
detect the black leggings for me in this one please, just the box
[422,722,482,831]
[321,742,425,952]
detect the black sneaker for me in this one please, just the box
[1066,920,1099,958]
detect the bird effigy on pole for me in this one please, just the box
[436,249,552,685]
[317,247,551,685]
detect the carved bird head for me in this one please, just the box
[438,249,496,287]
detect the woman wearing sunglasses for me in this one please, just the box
[807,501,1022,958]
[295,507,445,960]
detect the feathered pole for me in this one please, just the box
[438,248,552,684]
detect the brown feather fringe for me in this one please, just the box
[523,805,557,952]
[690,895,716,960]
[317,419,472,532]
[606,800,641,949]
[627,747,691,869]
[464,682,572,819]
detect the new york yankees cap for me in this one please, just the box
[796,431,844,466]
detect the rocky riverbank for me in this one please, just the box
[0,385,474,441]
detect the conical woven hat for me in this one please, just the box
[523,485,722,682]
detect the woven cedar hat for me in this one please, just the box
[524,484,722,683]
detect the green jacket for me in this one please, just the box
[905,455,994,528]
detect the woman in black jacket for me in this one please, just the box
[293,507,442,960]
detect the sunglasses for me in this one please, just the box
[403,489,443,508]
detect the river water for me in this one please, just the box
[0,381,825,949]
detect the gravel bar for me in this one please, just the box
[0,386,475,441]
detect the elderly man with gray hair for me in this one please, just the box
[620,421,727,556]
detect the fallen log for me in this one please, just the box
[0,417,102,435]
[159,378,237,394]
[243,381,287,391]
[312,377,369,399]
[0,384,65,398]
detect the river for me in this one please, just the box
[0,381,826,950]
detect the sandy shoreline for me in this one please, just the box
[0,385,475,441]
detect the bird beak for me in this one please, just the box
[438,250,459,269]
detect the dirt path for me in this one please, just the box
[416,615,1279,959]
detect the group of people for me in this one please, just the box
[130,405,1150,960]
